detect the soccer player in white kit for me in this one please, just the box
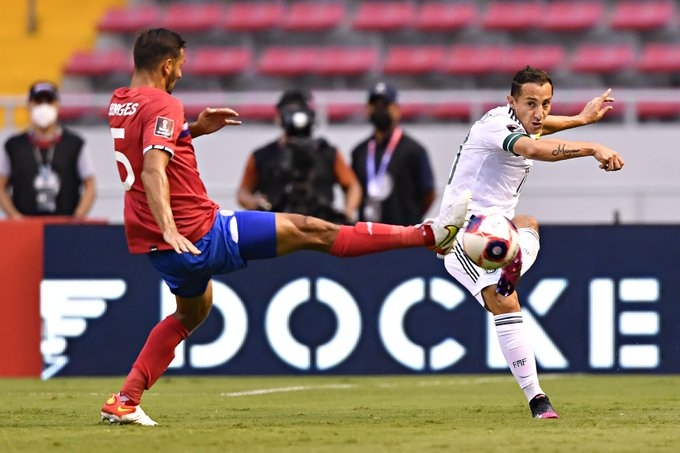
[440,66,624,418]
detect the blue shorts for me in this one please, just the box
[147,210,277,298]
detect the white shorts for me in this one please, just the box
[444,227,540,307]
[444,235,501,307]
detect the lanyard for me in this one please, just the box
[366,127,402,197]
[33,144,55,170]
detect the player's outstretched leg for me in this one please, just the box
[326,189,471,257]
[424,189,472,255]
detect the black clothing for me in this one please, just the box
[4,128,86,215]
[351,130,435,226]
[251,137,344,223]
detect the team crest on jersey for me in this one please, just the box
[154,116,174,139]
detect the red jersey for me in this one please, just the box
[108,86,218,253]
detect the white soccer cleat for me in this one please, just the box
[425,189,472,255]
[100,393,158,426]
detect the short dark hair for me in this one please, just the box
[133,28,186,71]
[510,66,553,98]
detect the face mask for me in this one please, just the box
[31,104,58,128]
[369,107,393,132]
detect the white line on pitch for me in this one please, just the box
[221,384,355,397]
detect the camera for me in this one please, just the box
[277,89,316,138]
[279,105,315,138]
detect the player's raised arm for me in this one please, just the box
[188,107,241,138]
[542,88,615,135]
[512,135,624,171]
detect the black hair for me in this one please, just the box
[133,28,186,71]
[510,66,553,98]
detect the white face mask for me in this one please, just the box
[30,104,58,128]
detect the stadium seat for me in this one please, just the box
[281,2,345,32]
[326,103,364,122]
[352,2,416,32]
[383,46,446,75]
[540,1,604,32]
[183,103,276,122]
[183,47,252,76]
[313,47,378,76]
[63,49,132,76]
[257,47,320,76]
[569,44,636,74]
[499,45,566,73]
[609,1,675,31]
[97,5,161,34]
[223,2,284,32]
[481,2,542,31]
[637,102,680,121]
[637,44,680,73]
[441,45,506,75]
[160,2,224,33]
[430,103,473,122]
[414,2,477,32]
[398,103,431,121]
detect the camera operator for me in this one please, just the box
[237,89,361,224]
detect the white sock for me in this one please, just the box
[518,228,540,277]
[494,312,544,401]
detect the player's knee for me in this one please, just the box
[512,214,539,232]
[482,286,521,314]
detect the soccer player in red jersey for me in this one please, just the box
[100,28,471,426]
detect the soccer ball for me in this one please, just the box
[461,213,520,270]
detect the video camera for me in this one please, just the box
[277,89,315,138]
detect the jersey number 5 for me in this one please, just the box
[111,128,134,191]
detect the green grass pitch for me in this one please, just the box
[1,374,679,452]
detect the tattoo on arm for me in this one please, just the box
[551,144,581,158]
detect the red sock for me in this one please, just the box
[120,315,189,406]
[330,222,434,257]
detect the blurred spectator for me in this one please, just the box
[237,89,361,224]
[0,82,96,219]
[350,82,435,226]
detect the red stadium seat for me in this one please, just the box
[257,47,320,76]
[540,1,604,32]
[281,2,345,32]
[637,44,680,73]
[609,1,675,31]
[570,44,636,73]
[314,47,378,76]
[414,2,477,32]
[223,2,284,32]
[183,103,276,122]
[352,2,416,32]
[637,102,680,121]
[63,49,132,76]
[98,5,161,34]
[441,45,505,75]
[184,47,252,76]
[383,46,446,75]
[160,2,224,33]
[430,103,473,121]
[499,45,566,73]
[481,2,542,32]
[326,103,364,122]
[398,103,431,121]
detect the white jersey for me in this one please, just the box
[440,105,534,219]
